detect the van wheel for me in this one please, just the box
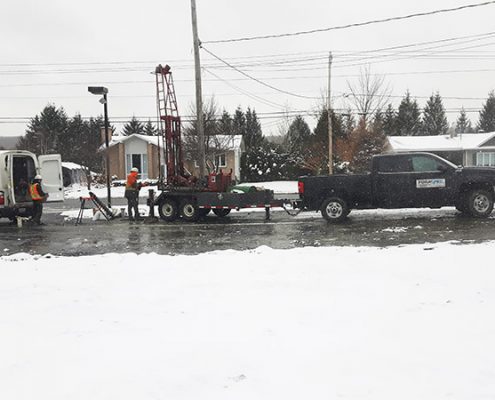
[213,209,231,217]
[158,198,178,222]
[320,197,349,222]
[466,189,494,218]
[180,199,200,222]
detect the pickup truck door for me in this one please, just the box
[39,154,64,202]
[409,154,456,207]
[373,155,414,208]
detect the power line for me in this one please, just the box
[203,1,495,44]
[201,46,319,100]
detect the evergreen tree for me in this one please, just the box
[456,108,474,133]
[143,120,158,136]
[352,117,386,172]
[241,141,290,182]
[122,116,145,136]
[244,108,264,150]
[17,104,68,154]
[396,91,422,136]
[217,110,233,135]
[342,109,355,137]
[422,93,448,136]
[382,104,397,136]
[232,107,246,137]
[478,91,495,132]
[287,115,311,155]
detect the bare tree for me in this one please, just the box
[183,97,235,173]
[346,65,391,124]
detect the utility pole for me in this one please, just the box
[191,0,206,178]
[327,52,333,175]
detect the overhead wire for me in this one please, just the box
[202,1,495,44]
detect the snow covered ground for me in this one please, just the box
[1,242,495,399]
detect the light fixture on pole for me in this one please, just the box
[88,86,112,208]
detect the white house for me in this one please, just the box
[386,132,495,167]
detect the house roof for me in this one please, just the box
[104,133,243,151]
[388,132,495,152]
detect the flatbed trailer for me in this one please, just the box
[154,188,294,222]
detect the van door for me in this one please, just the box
[39,155,64,202]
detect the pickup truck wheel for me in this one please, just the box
[158,198,178,222]
[320,197,349,222]
[180,199,200,222]
[213,208,231,217]
[466,189,494,218]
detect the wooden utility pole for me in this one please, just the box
[327,52,333,175]
[191,0,206,177]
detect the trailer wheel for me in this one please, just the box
[466,189,494,218]
[180,199,200,222]
[213,209,231,217]
[320,197,349,222]
[158,198,178,222]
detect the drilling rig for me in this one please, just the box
[152,64,283,222]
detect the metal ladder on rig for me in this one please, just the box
[154,64,184,185]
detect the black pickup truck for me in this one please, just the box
[298,152,495,222]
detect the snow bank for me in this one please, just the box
[1,242,495,399]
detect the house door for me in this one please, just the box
[126,154,148,178]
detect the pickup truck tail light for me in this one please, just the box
[298,181,304,195]
[0,191,4,206]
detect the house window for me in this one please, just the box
[126,153,148,178]
[215,154,226,168]
[476,152,495,167]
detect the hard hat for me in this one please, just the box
[34,175,42,180]
[131,167,139,172]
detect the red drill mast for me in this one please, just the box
[155,64,186,186]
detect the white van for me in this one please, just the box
[0,150,64,220]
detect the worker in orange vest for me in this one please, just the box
[29,175,48,225]
[125,167,142,221]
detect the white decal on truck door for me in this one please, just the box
[416,179,446,189]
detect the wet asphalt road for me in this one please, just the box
[1,199,495,256]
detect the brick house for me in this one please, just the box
[102,133,244,181]
[102,133,163,180]
[183,135,244,181]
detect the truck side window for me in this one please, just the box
[377,156,411,173]
[411,156,442,172]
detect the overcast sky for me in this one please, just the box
[2,0,495,137]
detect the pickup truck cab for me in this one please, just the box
[0,150,64,221]
[298,152,495,222]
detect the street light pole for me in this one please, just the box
[88,86,111,208]
[102,93,111,208]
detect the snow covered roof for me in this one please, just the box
[206,135,243,151]
[104,134,243,151]
[106,134,160,148]
[388,132,495,152]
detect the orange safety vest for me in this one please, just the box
[30,183,43,201]
[126,171,139,191]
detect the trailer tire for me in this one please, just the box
[213,209,231,217]
[158,198,179,222]
[180,199,200,222]
[320,197,349,223]
[466,189,494,218]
